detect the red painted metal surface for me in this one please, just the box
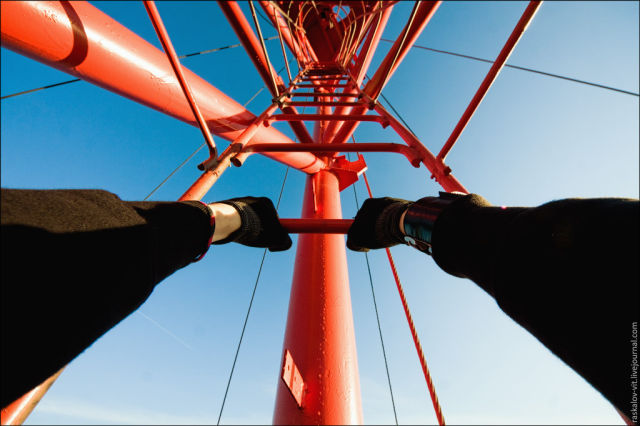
[280,218,353,234]
[322,5,393,143]
[0,1,324,175]
[258,1,315,65]
[273,171,362,425]
[373,103,468,193]
[268,113,387,124]
[0,369,63,425]
[1,1,547,424]
[242,142,422,167]
[143,1,218,168]
[330,2,441,146]
[180,102,283,200]
[218,1,315,145]
[437,1,542,161]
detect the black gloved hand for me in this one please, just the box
[347,197,412,252]
[213,197,292,252]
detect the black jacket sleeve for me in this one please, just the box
[1,188,214,407]
[429,194,639,420]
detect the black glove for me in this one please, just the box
[347,197,412,252]
[213,197,292,252]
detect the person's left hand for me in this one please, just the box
[210,197,292,252]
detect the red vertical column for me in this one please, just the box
[273,168,363,423]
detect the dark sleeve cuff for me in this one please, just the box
[431,194,526,298]
[126,200,215,282]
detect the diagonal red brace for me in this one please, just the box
[143,1,218,169]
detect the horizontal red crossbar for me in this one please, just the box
[289,93,360,97]
[283,101,364,107]
[280,218,354,234]
[294,84,351,88]
[301,77,348,82]
[243,142,422,166]
[268,114,386,124]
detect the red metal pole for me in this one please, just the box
[219,1,315,144]
[258,0,312,65]
[322,5,392,143]
[219,1,285,93]
[179,102,282,201]
[143,0,218,167]
[364,1,441,100]
[373,103,468,193]
[0,1,324,175]
[241,142,422,167]
[273,171,363,425]
[331,1,442,146]
[436,1,542,162]
[279,218,353,234]
[273,94,362,423]
[0,369,63,425]
[353,4,394,86]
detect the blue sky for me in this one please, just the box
[1,1,638,424]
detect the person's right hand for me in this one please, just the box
[346,197,412,252]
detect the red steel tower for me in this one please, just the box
[1,1,543,424]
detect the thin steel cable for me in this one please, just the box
[141,71,280,201]
[380,38,639,97]
[143,143,207,201]
[363,250,399,426]
[363,73,417,137]
[275,7,293,84]
[0,78,82,100]
[216,104,302,425]
[1,38,278,100]
[144,0,218,156]
[249,0,281,97]
[347,151,399,426]
[375,1,419,101]
[360,169,446,426]
[216,165,290,426]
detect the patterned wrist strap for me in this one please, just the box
[403,192,464,254]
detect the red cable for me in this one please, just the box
[362,172,446,426]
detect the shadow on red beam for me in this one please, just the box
[280,219,353,234]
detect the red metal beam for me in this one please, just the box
[436,1,542,161]
[273,171,363,424]
[241,142,422,166]
[268,113,387,124]
[258,0,313,66]
[0,1,324,175]
[373,103,468,193]
[321,2,392,144]
[331,1,442,146]
[283,101,362,107]
[219,1,285,94]
[143,0,218,168]
[353,3,394,86]
[364,1,441,100]
[0,369,64,425]
[180,102,282,200]
[218,1,315,145]
[280,218,353,234]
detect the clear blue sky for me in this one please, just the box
[1,1,638,424]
